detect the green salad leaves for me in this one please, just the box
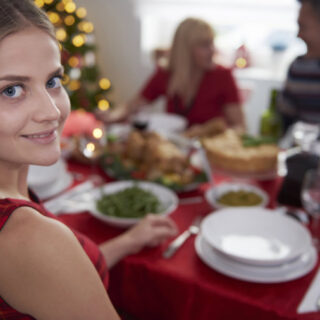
[241,134,277,147]
[96,186,162,218]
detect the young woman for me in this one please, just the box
[100,17,245,129]
[0,1,177,319]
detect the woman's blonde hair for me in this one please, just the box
[167,17,214,104]
[0,0,55,42]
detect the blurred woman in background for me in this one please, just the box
[100,17,245,129]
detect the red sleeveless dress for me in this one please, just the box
[0,195,109,319]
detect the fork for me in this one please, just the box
[317,295,320,311]
[163,216,202,259]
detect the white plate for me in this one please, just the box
[205,183,269,209]
[201,208,312,266]
[28,159,73,200]
[31,171,73,200]
[195,235,317,283]
[28,158,67,188]
[87,181,178,228]
[134,112,187,133]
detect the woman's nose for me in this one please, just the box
[33,89,61,122]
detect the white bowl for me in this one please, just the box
[88,181,179,228]
[134,112,187,133]
[205,182,269,209]
[201,208,312,266]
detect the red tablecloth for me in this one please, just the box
[58,161,320,320]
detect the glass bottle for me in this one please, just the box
[260,89,282,141]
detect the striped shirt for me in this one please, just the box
[278,55,320,130]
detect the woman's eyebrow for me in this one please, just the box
[0,67,64,82]
[48,66,64,78]
[0,75,30,82]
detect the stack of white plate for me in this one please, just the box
[195,208,317,283]
[27,158,73,200]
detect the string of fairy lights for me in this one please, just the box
[34,0,111,112]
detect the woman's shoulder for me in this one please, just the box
[0,205,72,254]
[0,206,104,318]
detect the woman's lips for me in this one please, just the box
[22,129,57,144]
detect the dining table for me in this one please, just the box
[55,159,320,320]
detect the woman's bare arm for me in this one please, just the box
[224,103,246,132]
[99,214,177,268]
[0,207,120,320]
[96,95,149,123]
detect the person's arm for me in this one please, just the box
[95,95,149,123]
[99,214,177,268]
[0,207,120,320]
[224,103,246,132]
[96,68,166,123]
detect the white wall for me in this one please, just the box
[75,0,152,103]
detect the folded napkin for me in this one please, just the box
[44,180,95,215]
[297,266,320,313]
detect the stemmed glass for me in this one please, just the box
[292,121,320,151]
[301,169,320,250]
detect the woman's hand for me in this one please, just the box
[99,214,178,268]
[125,214,178,253]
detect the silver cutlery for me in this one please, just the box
[297,266,320,313]
[316,294,320,311]
[163,216,202,259]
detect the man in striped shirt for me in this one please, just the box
[278,0,320,132]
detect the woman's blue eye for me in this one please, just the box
[47,76,62,89]
[2,85,23,98]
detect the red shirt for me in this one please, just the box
[0,196,109,320]
[141,65,241,126]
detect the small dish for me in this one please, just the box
[205,182,269,209]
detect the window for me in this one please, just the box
[135,0,303,70]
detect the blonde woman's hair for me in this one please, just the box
[168,17,214,104]
[0,0,55,42]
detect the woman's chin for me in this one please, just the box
[34,152,62,167]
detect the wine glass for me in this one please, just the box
[301,169,320,250]
[292,121,320,151]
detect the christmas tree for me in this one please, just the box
[34,0,112,112]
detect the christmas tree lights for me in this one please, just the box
[34,0,112,112]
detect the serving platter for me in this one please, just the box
[101,127,208,192]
